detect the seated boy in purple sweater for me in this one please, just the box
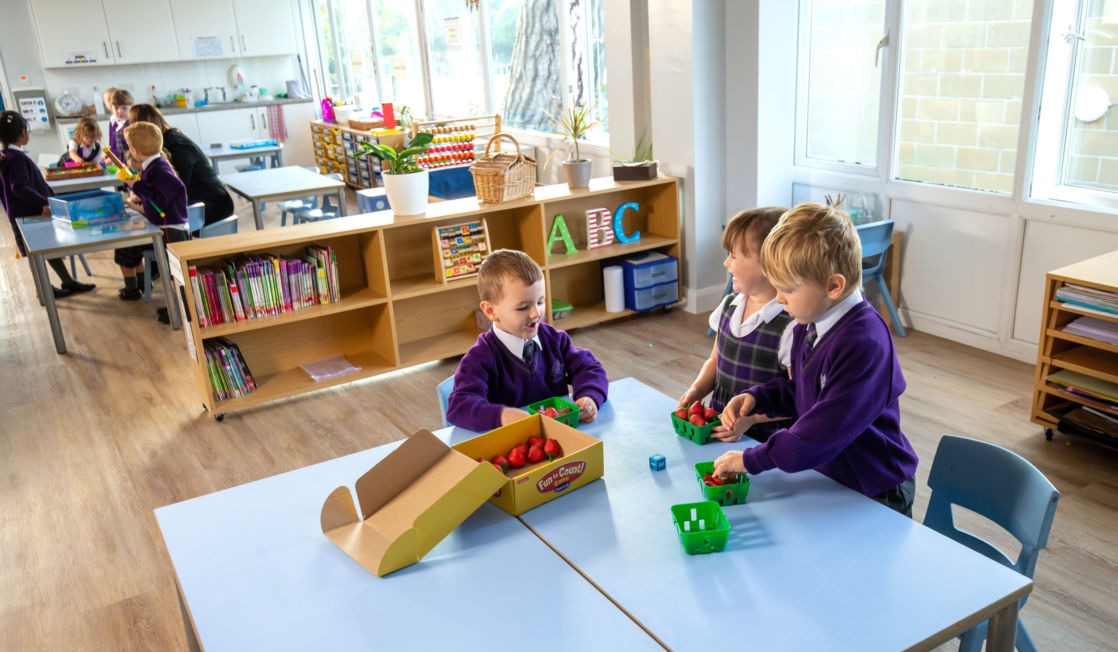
[714,203,919,516]
[115,122,190,320]
[447,249,608,432]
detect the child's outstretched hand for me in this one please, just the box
[720,393,757,430]
[575,396,598,422]
[500,407,530,426]
[710,421,744,443]
[713,450,747,479]
[677,387,703,410]
[40,205,51,218]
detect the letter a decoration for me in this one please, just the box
[546,215,577,255]
[586,208,615,249]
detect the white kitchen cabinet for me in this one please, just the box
[232,0,297,56]
[168,0,240,60]
[194,107,260,145]
[164,113,202,147]
[31,0,114,68]
[101,0,180,63]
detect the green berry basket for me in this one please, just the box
[527,396,580,427]
[671,410,722,444]
[670,500,731,555]
[694,461,750,506]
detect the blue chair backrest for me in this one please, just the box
[322,173,344,211]
[201,215,238,238]
[924,435,1059,583]
[437,376,455,427]
[187,202,205,235]
[856,219,894,276]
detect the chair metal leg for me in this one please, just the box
[143,255,154,302]
[1016,620,1036,652]
[79,254,92,276]
[69,255,77,277]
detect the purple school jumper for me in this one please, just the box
[447,322,609,432]
[109,119,128,162]
[711,294,793,441]
[130,157,188,228]
[1,147,53,255]
[741,300,918,497]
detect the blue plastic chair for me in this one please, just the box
[856,219,905,337]
[143,203,205,302]
[436,376,455,427]
[294,173,344,224]
[923,434,1060,652]
[201,214,239,238]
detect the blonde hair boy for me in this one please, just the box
[123,122,162,158]
[760,203,861,291]
[477,249,543,304]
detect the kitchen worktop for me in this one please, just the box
[55,97,313,123]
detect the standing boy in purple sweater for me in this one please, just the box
[715,203,918,516]
[447,249,608,432]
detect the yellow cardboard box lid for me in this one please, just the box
[320,430,507,577]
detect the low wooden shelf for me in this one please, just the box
[1031,249,1118,443]
[169,176,681,417]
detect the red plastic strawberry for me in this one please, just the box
[674,408,688,420]
[543,407,559,418]
[476,457,485,463]
[543,438,561,460]
[555,409,570,416]
[688,414,706,427]
[687,401,703,416]
[527,435,546,449]
[512,443,529,460]
[507,447,526,468]
[492,461,505,473]
[703,407,718,420]
[492,454,510,471]
[527,444,545,464]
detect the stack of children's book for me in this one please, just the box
[189,245,341,328]
[204,338,257,401]
[1056,283,1118,315]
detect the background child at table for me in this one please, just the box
[677,207,794,443]
[0,112,96,299]
[714,203,919,516]
[58,117,106,166]
[447,249,608,432]
[108,88,133,163]
[114,122,189,314]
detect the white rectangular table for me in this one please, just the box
[206,141,284,174]
[494,378,1033,651]
[17,217,182,354]
[45,170,120,195]
[218,166,346,230]
[155,441,662,652]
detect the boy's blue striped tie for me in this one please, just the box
[806,324,818,348]
[522,340,537,365]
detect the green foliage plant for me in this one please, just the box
[354,132,433,174]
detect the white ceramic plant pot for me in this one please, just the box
[563,159,592,189]
[382,170,429,216]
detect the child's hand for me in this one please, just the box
[121,176,136,187]
[575,396,598,422]
[500,407,531,426]
[677,388,703,409]
[713,450,747,479]
[710,422,744,443]
[40,205,51,218]
[720,393,757,430]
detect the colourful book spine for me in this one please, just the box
[189,266,209,329]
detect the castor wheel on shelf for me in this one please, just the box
[215,413,226,422]
[1045,428,1053,441]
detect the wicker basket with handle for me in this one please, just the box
[469,133,536,203]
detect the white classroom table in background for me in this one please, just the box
[45,170,120,195]
[17,216,182,354]
[218,166,346,230]
[154,441,661,652]
[206,142,284,174]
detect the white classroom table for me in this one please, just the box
[154,441,661,652]
[206,141,284,174]
[497,377,1033,652]
[218,166,346,231]
[17,216,182,354]
[45,170,120,195]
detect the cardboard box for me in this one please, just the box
[320,430,506,577]
[452,414,604,516]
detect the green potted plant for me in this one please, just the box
[545,101,602,189]
[612,133,657,182]
[354,132,434,216]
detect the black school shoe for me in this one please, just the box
[62,280,96,293]
[52,286,74,299]
[118,287,143,301]
[156,307,170,324]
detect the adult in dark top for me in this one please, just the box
[129,104,235,226]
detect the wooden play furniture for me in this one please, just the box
[167,176,680,418]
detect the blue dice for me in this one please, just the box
[649,454,666,471]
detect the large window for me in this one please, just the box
[312,0,607,135]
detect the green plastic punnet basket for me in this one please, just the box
[694,461,750,505]
[670,500,731,554]
[527,396,580,427]
[671,410,721,444]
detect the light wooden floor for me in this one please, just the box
[2,194,1116,651]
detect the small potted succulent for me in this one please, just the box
[612,133,657,182]
[354,132,434,216]
[545,101,602,189]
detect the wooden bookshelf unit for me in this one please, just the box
[168,176,680,418]
[1031,249,1118,443]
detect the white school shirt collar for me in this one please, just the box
[5,144,25,151]
[140,153,162,170]
[810,289,864,345]
[707,294,794,367]
[492,324,542,360]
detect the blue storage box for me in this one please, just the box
[49,190,128,229]
[357,187,390,213]
[615,252,679,311]
[628,281,678,311]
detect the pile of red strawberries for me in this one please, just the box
[674,401,719,427]
[537,406,571,419]
[478,434,562,472]
[701,472,739,487]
